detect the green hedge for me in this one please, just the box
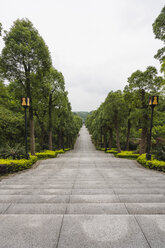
[137,154,165,172]
[64,148,71,152]
[105,148,118,154]
[0,148,71,175]
[0,155,37,174]
[96,147,106,151]
[97,147,165,172]
[55,149,65,154]
[35,150,57,159]
[116,151,139,159]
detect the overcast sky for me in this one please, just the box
[0,0,165,111]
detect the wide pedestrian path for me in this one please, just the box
[1,126,165,247]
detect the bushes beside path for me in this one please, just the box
[0,149,71,175]
[137,154,165,172]
[98,147,165,173]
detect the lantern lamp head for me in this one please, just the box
[21,97,30,107]
[149,96,158,106]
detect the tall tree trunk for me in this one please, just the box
[125,119,131,151]
[58,130,62,149]
[104,131,107,151]
[109,128,113,149]
[29,107,35,155]
[35,112,47,150]
[140,127,147,154]
[49,130,52,150]
[41,127,46,149]
[61,132,64,150]
[115,113,121,153]
[139,89,148,154]
[48,94,53,150]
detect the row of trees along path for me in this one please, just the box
[0,19,82,155]
[86,5,165,156]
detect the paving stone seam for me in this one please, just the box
[134,215,152,248]
[0,203,13,215]
[54,212,65,247]
[123,202,130,215]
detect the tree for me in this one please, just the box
[104,91,127,152]
[0,18,52,154]
[86,91,127,152]
[47,70,65,150]
[0,23,2,36]
[127,66,163,154]
[123,87,139,150]
[153,6,165,71]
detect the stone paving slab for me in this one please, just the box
[57,215,150,248]
[0,181,45,185]
[112,183,165,188]
[0,204,11,214]
[70,195,119,203]
[136,215,165,248]
[66,203,128,214]
[73,185,110,189]
[19,189,72,195]
[5,203,67,214]
[119,194,165,203]
[71,189,114,195]
[0,215,63,248]
[114,188,165,194]
[0,184,36,189]
[126,203,165,215]
[18,195,70,203]
[0,189,27,195]
[0,195,21,203]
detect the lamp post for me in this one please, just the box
[146,96,159,160]
[21,97,30,158]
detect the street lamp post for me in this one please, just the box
[146,96,159,160]
[21,97,30,158]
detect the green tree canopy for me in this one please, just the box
[0,18,52,154]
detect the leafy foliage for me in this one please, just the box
[0,155,37,174]
[0,19,82,157]
[155,145,165,162]
[115,151,139,159]
[0,143,26,159]
[86,65,164,155]
[74,112,89,122]
[35,150,57,159]
[137,154,165,172]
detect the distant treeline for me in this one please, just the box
[73,112,89,122]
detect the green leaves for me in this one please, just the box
[153,5,165,74]
[0,19,82,153]
[1,18,52,83]
[153,6,165,41]
[0,23,2,36]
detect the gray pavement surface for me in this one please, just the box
[0,126,165,247]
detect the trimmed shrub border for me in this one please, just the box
[115,151,139,159]
[0,148,71,176]
[106,150,119,154]
[102,148,165,172]
[137,154,165,172]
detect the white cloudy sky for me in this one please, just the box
[0,0,164,111]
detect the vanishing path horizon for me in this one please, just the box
[0,126,165,247]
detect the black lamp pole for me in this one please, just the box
[21,97,30,158]
[25,106,28,156]
[146,96,158,160]
[146,105,155,160]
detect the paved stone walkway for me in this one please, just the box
[1,126,165,247]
